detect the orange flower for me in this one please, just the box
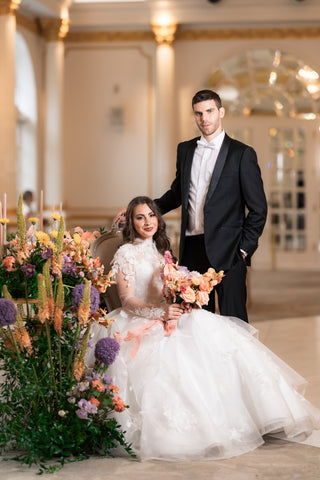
[108,384,119,394]
[89,396,100,407]
[112,396,125,412]
[199,276,210,292]
[2,255,15,272]
[92,380,105,392]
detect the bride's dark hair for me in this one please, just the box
[122,196,172,256]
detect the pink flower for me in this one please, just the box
[164,250,173,264]
[92,380,105,392]
[89,396,100,407]
[2,256,15,272]
[108,384,119,394]
[112,396,126,412]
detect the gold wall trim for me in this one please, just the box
[64,26,320,44]
[65,30,154,43]
[176,27,320,41]
[16,12,39,34]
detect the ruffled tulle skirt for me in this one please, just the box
[89,309,320,461]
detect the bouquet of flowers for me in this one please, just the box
[161,250,224,309]
[0,196,133,473]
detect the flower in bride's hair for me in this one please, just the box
[72,283,100,315]
[0,298,17,326]
[94,337,120,366]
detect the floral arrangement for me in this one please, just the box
[161,250,224,309]
[0,195,133,473]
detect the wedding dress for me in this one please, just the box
[88,237,320,461]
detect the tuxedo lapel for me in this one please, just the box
[182,139,198,209]
[205,135,231,204]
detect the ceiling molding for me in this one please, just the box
[65,29,154,43]
[64,26,320,44]
[176,26,320,40]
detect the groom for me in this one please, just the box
[154,90,267,322]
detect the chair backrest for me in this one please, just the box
[90,226,123,311]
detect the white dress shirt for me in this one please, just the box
[186,130,225,236]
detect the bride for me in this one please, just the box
[88,196,320,461]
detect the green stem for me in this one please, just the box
[58,340,62,394]
[66,324,81,374]
[44,319,59,405]
[31,364,47,410]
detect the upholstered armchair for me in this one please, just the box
[90,225,123,312]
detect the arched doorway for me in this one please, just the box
[15,31,37,202]
[207,48,320,270]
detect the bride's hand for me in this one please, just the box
[163,304,184,321]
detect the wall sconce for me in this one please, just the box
[151,23,178,46]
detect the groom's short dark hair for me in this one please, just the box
[192,90,222,109]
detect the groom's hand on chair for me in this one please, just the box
[115,208,126,224]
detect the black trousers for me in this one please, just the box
[180,235,248,323]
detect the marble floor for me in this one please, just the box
[1,315,320,480]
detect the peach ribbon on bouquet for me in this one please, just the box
[114,318,178,359]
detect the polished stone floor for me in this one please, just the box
[1,314,320,480]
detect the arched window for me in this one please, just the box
[207,48,320,118]
[15,31,37,199]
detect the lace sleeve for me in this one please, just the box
[112,244,165,321]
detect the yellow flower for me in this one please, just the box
[0,218,9,225]
[50,230,58,239]
[51,212,61,221]
[28,217,39,224]
[36,231,51,246]
[73,232,81,245]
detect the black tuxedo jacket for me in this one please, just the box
[155,134,268,271]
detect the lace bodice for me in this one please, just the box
[111,238,166,320]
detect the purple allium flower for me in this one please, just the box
[21,264,36,278]
[42,248,53,260]
[95,337,120,366]
[72,283,100,315]
[0,298,17,327]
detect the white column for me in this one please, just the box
[152,23,177,197]
[0,0,21,210]
[38,18,69,209]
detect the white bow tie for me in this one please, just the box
[197,139,215,150]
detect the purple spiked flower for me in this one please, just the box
[95,337,120,366]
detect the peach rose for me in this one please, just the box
[196,291,209,306]
[180,286,196,304]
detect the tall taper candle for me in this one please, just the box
[3,193,7,244]
[40,190,44,231]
